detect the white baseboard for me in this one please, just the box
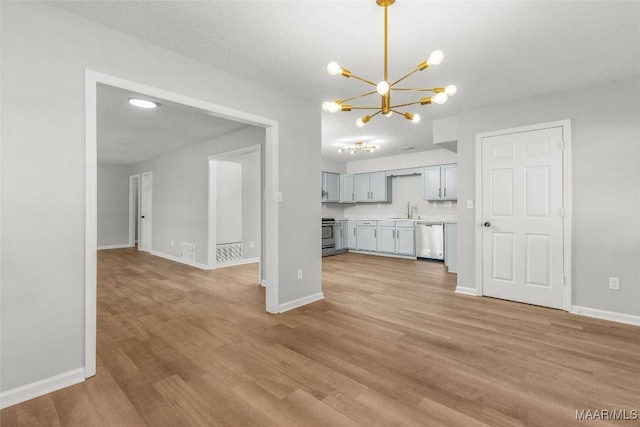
[0,368,85,409]
[455,286,479,296]
[571,306,640,327]
[278,292,324,313]
[215,257,260,269]
[150,250,210,270]
[347,250,416,260]
[97,244,131,250]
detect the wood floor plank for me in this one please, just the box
[1,249,638,426]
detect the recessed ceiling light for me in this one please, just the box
[398,146,416,151]
[128,98,159,109]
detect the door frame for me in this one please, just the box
[474,119,572,311]
[207,144,262,277]
[138,171,153,253]
[85,70,280,379]
[128,174,141,248]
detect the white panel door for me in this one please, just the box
[140,172,153,253]
[481,127,564,309]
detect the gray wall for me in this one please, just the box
[128,128,262,265]
[1,1,321,393]
[97,163,130,247]
[456,76,640,316]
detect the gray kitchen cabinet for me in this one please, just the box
[377,221,396,253]
[347,220,357,249]
[353,172,390,202]
[422,164,457,201]
[322,172,339,202]
[335,221,347,252]
[356,221,377,251]
[340,174,355,203]
[395,221,415,256]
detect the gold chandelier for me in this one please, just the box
[338,141,378,154]
[322,0,457,127]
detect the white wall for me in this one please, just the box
[215,160,243,245]
[0,1,321,394]
[97,163,130,247]
[456,76,640,317]
[129,127,262,266]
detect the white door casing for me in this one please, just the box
[139,172,153,253]
[478,123,569,310]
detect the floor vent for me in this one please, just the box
[180,242,196,262]
[216,242,242,263]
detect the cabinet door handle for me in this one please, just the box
[438,188,441,198]
[374,230,377,238]
[444,188,447,198]
[354,227,356,236]
[393,230,396,239]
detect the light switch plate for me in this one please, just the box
[467,200,474,209]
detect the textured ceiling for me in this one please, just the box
[97,84,247,165]
[55,1,640,163]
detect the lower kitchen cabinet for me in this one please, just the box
[356,221,377,251]
[347,220,357,249]
[396,227,415,256]
[335,221,347,252]
[377,224,396,253]
[350,220,416,258]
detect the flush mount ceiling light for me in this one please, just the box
[322,0,457,127]
[338,140,378,154]
[128,98,159,109]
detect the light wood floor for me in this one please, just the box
[2,249,639,426]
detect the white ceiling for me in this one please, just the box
[57,1,640,164]
[97,84,247,165]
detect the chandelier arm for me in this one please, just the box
[339,90,378,103]
[390,100,422,109]
[349,73,378,86]
[389,68,420,87]
[350,106,385,110]
[369,110,382,118]
[390,87,437,92]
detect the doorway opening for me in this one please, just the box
[86,70,280,379]
[208,145,262,282]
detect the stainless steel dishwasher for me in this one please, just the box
[415,221,444,260]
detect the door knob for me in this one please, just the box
[141,216,145,219]
[483,222,490,227]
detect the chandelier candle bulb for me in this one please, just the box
[427,50,444,66]
[376,81,390,95]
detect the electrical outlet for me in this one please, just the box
[171,240,174,247]
[432,201,438,207]
[297,269,303,280]
[250,241,255,248]
[467,200,474,209]
[444,201,453,208]
[609,277,620,290]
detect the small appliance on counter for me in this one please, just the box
[415,221,444,261]
[322,218,336,257]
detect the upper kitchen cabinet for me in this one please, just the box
[321,172,340,202]
[340,174,355,203]
[354,172,390,202]
[422,164,457,201]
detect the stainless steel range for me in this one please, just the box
[322,218,336,257]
